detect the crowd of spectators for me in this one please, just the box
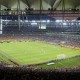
[0,67,80,80]
[0,32,80,48]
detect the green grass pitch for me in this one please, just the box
[0,41,80,68]
[36,57,80,69]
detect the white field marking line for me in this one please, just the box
[0,50,19,62]
[0,50,10,59]
[58,62,66,67]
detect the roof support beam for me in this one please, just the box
[0,0,2,34]
[53,0,62,9]
[74,4,80,9]
[62,0,65,20]
[17,0,20,10]
[40,0,42,11]
[0,0,1,10]
[1,0,10,9]
[25,0,31,8]
[40,0,42,29]
[50,0,56,8]
[17,0,21,31]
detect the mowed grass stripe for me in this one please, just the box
[0,41,80,65]
[37,57,80,69]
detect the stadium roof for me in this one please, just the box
[0,0,80,10]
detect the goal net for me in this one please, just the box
[57,54,66,59]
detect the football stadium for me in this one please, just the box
[0,0,80,79]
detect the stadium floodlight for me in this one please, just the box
[25,20,28,22]
[20,20,22,22]
[63,22,67,25]
[2,20,11,22]
[71,23,74,25]
[79,23,80,25]
[42,20,46,22]
[32,20,36,23]
[31,22,37,25]
[56,20,62,23]
[47,20,50,23]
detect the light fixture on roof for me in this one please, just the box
[42,20,46,22]
[25,20,28,22]
[47,20,50,23]
[79,23,80,25]
[63,22,67,25]
[31,22,37,25]
[32,20,36,23]
[56,20,62,22]
[71,23,74,25]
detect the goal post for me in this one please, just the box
[57,54,66,59]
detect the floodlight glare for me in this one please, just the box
[31,22,37,25]
[47,20,50,23]
[32,20,36,23]
[42,20,46,22]
[56,20,62,23]
[79,23,80,25]
[63,22,67,25]
[71,23,74,25]
[25,20,28,22]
